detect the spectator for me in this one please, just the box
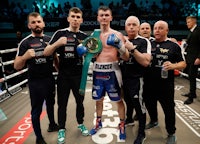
[182,16,200,104]
[32,1,40,13]
[127,0,139,16]
[57,4,64,18]
[16,30,23,46]
[63,2,71,15]
[49,2,57,17]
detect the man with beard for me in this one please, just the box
[14,12,59,144]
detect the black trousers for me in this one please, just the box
[123,77,146,136]
[57,74,85,129]
[143,80,176,135]
[186,62,198,97]
[29,77,56,140]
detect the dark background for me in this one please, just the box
[0,0,200,49]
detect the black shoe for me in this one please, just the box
[181,92,190,97]
[133,114,138,121]
[184,98,193,105]
[36,138,47,144]
[191,94,197,98]
[145,121,158,130]
[134,134,146,144]
[181,93,197,98]
[125,119,134,127]
[47,123,59,132]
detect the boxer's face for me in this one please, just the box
[97,10,112,26]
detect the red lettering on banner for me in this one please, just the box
[0,111,46,144]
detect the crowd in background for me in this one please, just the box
[0,0,199,30]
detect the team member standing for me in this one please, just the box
[139,22,154,41]
[14,12,59,144]
[43,7,89,144]
[121,16,151,144]
[182,16,200,104]
[128,21,154,122]
[143,20,186,144]
[89,6,129,140]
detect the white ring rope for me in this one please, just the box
[0,79,27,102]
[179,71,200,82]
[0,48,17,54]
[0,60,14,66]
[0,68,28,83]
[0,47,27,102]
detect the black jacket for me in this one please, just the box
[185,26,200,63]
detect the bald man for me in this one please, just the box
[121,16,151,144]
[143,20,186,144]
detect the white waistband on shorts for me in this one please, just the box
[93,61,119,72]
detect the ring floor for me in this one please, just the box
[0,76,200,144]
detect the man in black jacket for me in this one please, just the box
[182,16,200,104]
[14,12,59,144]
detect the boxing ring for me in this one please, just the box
[0,48,27,103]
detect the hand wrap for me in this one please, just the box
[107,33,126,55]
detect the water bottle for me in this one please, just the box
[161,66,168,79]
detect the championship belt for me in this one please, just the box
[79,29,102,96]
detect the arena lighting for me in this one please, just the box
[40,0,58,10]
[48,0,58,7]
[198,4,200,17]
